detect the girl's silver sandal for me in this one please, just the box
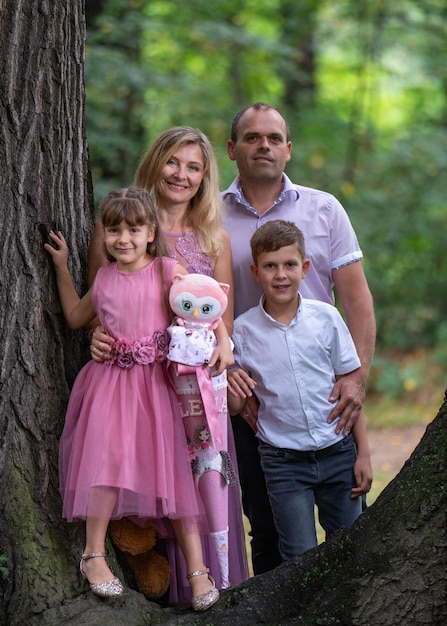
[186,567,219,611]
[80,552,124,598]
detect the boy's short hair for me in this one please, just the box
[250,220,306,265]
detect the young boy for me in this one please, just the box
[227,220,372,561]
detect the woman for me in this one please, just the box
[88,127,233,369]
[88,127,249,605]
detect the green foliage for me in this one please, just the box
[367,348,444,431]
[85,0,152,207]
[84,0,447,357]
[345,129,447,349]
[369,355,427,399]
[432,322,447,367]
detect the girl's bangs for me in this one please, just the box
[102,198,149,227]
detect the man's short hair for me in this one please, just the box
[230,102,290,143]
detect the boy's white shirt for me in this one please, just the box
[231,294,361,451]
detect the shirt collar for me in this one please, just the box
[223,174,299,211]
[259,292,303,328]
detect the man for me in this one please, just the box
[222,102,376,575]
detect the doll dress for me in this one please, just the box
[59,257,201,524]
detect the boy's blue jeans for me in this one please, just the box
[258,433,362,561]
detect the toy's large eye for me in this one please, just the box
[182,300,192,312]
[201,304,213,315]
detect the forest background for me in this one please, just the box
[85,0,446,483]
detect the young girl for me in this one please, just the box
[88,128,248,603]
[45,187,219,611]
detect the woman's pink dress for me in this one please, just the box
[59,257,201,524]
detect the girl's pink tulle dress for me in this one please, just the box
[59,257,202,525]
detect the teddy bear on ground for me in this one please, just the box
[109,518,171,600]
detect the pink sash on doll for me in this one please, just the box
[172,362,223,451]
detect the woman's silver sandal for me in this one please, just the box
[80,552,124,598]
[186,567,219,611]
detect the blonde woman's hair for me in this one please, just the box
[135,126,223,259]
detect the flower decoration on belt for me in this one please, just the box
[153,330,170,361]
[108,331,170,369]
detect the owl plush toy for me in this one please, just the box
[167,273,230,366]
[167,273,235,591]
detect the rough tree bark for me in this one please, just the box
[0,1,95,624]
[0,2,446,625]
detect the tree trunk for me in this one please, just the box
[0,1,95,623]
[277,0,318,113]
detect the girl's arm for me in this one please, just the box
[45,231,96,329]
